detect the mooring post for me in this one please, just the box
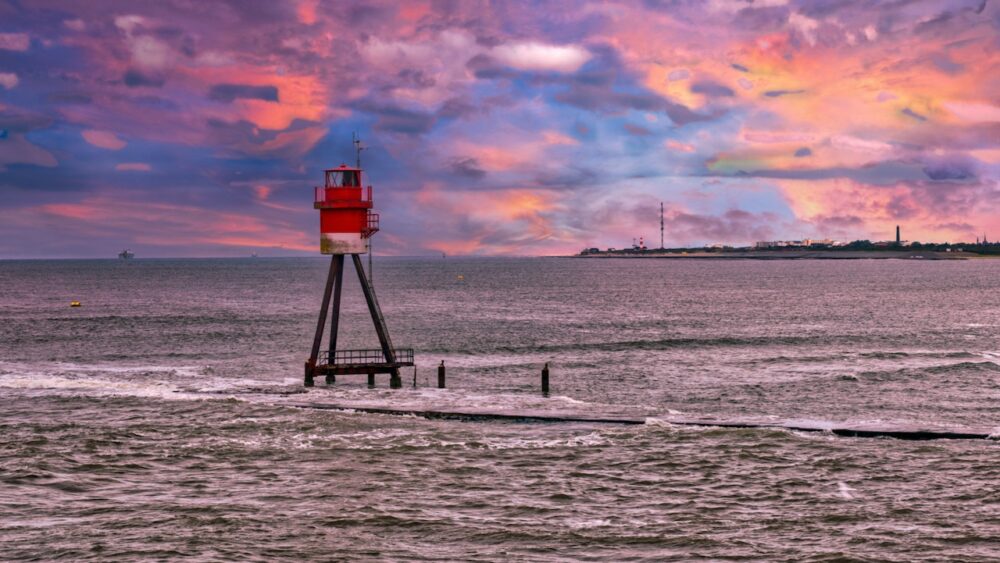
[438,361,446,389]
[367,371,375,388]
[541,362,550,395]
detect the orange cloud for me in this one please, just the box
[777,178,1000,242]
[39,195,314,252]
[412,184,577,255]
[184,66,330,131]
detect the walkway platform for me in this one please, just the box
[312,348,414,377]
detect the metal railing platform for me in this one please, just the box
[313,348,414,376]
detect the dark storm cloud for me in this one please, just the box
[922,157,977,181]
[465,53,513,79]
[436,97,478,119]
[763,89,805,98]
[450,158,486,179]
[902,107,927,121]
[930,53,964,74]
[0,107,52,133]
[352,100,437,135]
[124,69,166,88]
[691,80,735,97]
[395,69,436,89]
[906,179,998,216]
[732,5,791,31]
[209,84,279,103]
[709,160,929,186]
[47,92,92,104]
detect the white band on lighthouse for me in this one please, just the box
[320,232,369,254]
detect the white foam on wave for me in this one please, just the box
[0,360,251,402]
[837,482,856,500]
[564,518,614,530]
[279,385,638,418]
[0,373,201,401]
[644,417,676,428]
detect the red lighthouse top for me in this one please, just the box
[314,163,379,254]
[323,164,363,188]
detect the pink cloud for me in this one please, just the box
[0,134,58,169]
[0,73,18,89]
[82,130,126,150]
[297,0,319,25]
[0,33,29,51]
[943,101,1000,123]
[492,41,591,73]
[665,139,695,152]
[115,163,151,171]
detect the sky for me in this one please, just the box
[1,0,998,258]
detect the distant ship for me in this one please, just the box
[118,249,134,260]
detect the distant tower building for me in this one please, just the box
[660,202,664,250]
[896,225,901,244]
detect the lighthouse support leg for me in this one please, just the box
[326,254,345,385]
[351,253,401,388]
[305,255,341,387]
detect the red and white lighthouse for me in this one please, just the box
[314,164,379,254]
[305,154,413,389]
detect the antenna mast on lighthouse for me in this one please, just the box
[352,131,365,168]
[352,132,372,281]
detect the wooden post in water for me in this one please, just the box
[541,363,550,395]
[367,370,375,387]
[438,361,446,389]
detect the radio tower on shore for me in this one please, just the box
[660,202,665,249]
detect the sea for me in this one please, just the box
[1,257,997,561]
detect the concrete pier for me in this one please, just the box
[285,402,995,441]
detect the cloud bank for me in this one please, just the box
[0,0,997,257]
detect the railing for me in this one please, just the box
[319,348,414,366]
[314,185,373,205]
[363,213,380,238]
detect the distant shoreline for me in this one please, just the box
[574,250,992,260]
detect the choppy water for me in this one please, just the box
[1,257,998,561]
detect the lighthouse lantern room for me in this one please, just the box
[304,145,413,389]
[314,164,379,254]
